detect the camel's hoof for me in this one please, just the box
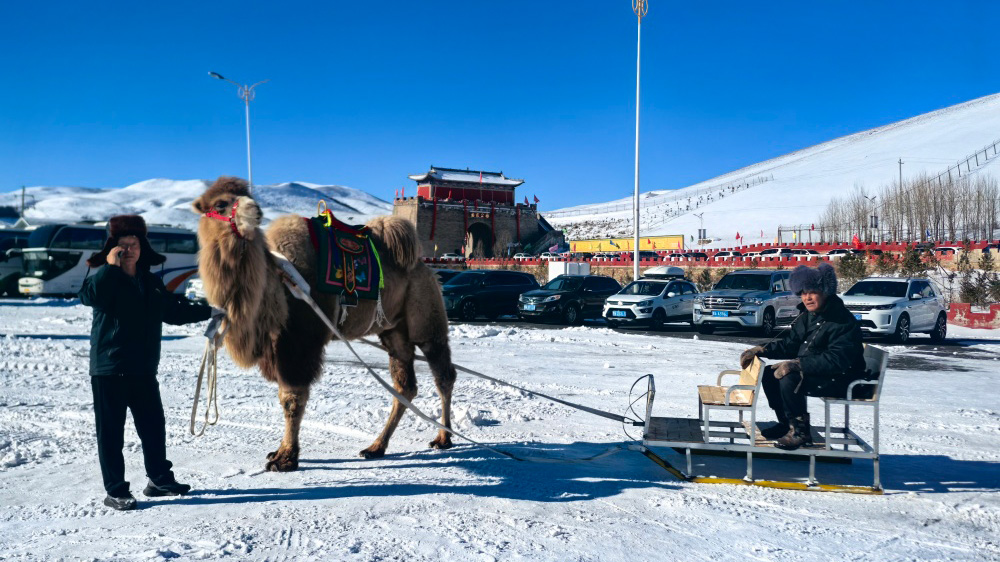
[359,447,385,459]
[429,438,454,450]
[264,449,298,472]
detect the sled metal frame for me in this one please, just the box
[638,347,888,494]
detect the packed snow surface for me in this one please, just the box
[1,299,999,561]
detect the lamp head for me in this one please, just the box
[209,71,225,80]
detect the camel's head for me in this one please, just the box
[193,176,263,241]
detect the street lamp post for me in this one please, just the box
[632,0,648,281]
[209,71,269,192]
[864,195,877,243]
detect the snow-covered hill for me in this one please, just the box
[548,92,1000,247]
[0,179,393,230]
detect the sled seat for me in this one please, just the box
[697,357,763,443]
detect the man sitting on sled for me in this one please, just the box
[739,263,866,450]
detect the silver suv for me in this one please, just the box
[692,270,799,336]
[840,277,947,343]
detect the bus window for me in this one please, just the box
[165,233,197,254]
[148,233,167,253]
[70,228,106,250]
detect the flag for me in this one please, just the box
[448,190,452,199]
[792,231,797,240]
[533,195,540,204]
[811,224,815,231]
[434,244,438,252]
[652,241,657,249]
[549,244,559,252]
[524,196,529,205]
[852,234,862,249]
[760,230,763,237]
[609,239,619,248]
[395,189,399,199]
[479,171,483,183]
[735,231,740,240]
[572,243,576,251]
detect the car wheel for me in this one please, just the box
[759,308,776,337]
[651,308,667,331]
[929,313,947,342]
[460,300,477,322]
[562,305,580,325]
[697,324,714,335]
[893,313,910,344]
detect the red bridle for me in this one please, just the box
[204,198,243,239]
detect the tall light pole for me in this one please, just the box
[632,0,648,281]
[694,212,704,247]
[209,71,269,192]
[864,195,877,243]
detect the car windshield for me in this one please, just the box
[844,281,908,298]
[443,272,484,287]
[620,281,667,296]
[713,274,771,291]
[543,277,582,291]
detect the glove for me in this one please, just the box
[773,360,801,380]
[739,346,764,369]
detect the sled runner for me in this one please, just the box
[638,346,889,494]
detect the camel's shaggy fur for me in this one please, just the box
[193,176,456,471]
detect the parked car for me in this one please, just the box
[932,245,963,255]
[674,251,709,260]
[791,249,821,256]
[539,252,561,260]
[512,253,532,260]
[743,251,762,259]
[825,248,861,258]
[692,269,799,336]
[439,253,465,260]
[840,277,947,343]
[442,270,540,321]
[984,243,1000,254]
[432,268,461,285]
[760,248,794,258]
[185,277,207,304]
[569,252,595,260]
[518,274,622,324]
[603,276,698,329]
[713,250,743,259]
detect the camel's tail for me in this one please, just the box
[366,216,419,271]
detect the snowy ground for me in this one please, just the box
[1,298,999,561]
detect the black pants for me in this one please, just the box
[91,375,174,496]
[761,366,807,422]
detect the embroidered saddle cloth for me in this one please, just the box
[305,213,383,300]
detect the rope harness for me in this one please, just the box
[204,199,243,239]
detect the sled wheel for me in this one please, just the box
[759,308,776,337]
[460,300,477,322]
[929,313,947,342]
[651,308,667,331]
[893,313,910,344]
[562,305,580,325]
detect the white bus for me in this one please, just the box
[17,223,199,297]
[0,227,32,296]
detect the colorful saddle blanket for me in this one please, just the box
[305,213,383,300]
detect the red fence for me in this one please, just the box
[948,303,1000,329]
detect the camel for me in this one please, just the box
[192,176,457,471]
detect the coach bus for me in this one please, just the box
[17,222,199,297]
[0,227,32,296]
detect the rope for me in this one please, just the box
[270,251,628,464]
[189,315,225,436]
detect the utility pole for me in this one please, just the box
[631,0,648,281]
[898,158,903,190]
[209,72,269,193]
[694,212,704,247]
[20,186,25,218]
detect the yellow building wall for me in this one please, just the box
[569,235,684,253]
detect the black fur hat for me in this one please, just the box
[87,215,167,269]
[789,262,837,296]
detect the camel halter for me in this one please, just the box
[204,198,243,239]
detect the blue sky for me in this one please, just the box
[1,1,997,208]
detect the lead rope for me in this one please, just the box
[270,251,627,464]
[190,315,226,436]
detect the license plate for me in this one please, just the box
[612,310,627,317]
[712,310,729,317]
[524,304,536,311]
[854,313,862,320]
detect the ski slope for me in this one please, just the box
[548,92,1000,247]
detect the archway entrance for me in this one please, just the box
[467,223,493,258]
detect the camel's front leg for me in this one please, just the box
[361,329,416,459]
[266,385,310,472]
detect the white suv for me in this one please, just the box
[604,277,698,329]
[840,277,947,343]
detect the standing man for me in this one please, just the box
[80,215,213,510]
[739,263,866,450]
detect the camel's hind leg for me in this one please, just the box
[361,328,417,459]
[418,339,456,450]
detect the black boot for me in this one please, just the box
[143,479,191,497]
[761,422,790,441]
[775,414,813,450]
[104,493,137,511]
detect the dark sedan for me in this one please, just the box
[442,270,540,321]
[517,274,622,325]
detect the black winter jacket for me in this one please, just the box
[80,264,211,376]
[760,295,866,397]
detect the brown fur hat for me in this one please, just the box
[87,214,167,269]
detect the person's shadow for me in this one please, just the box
[143,441,681,507]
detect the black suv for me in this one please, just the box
[518,274,622,324]
[442,270,540,321]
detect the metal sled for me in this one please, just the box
[638,346,889,494]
